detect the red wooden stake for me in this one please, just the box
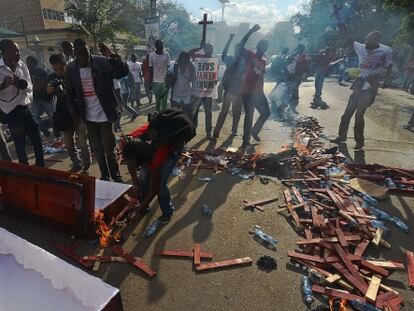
[112,246,157,277]
[406,250,414,288]
[196,257,252,271]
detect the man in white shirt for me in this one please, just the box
[149,39,170,112]
[331,31,393,150]
[66,39,129,182]
[0,39,44,166]
[127,54,143,107]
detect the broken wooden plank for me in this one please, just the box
[406,250,414,288]
[296,235,361,245]
[354,239,370,257]
[335,226,349,248]
[288,251,325,263]
[360,274,399,295]
[292,187,310,212]
[372,227,384,246]
[365,274,381,303]
[56,243,93,269]
[376,292,398,309]
[284,190,301,228]
[193,243,201,266]
[195,257,252,271]
[112,246,157,277]
[155,249,214,259]
[359,259,389,278]
[312,285,366,302]
[93,248,105,272]
[365,260,405,270]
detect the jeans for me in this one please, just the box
[338,88,374,145]
[153,82,168,112]
[314,69,326,98]
[130,82,141,104]
[141,148,182,217]
[193,97,213,135]
[144,80,152,103]
[4,106,44,167]
[241,92,270,144]
[122,93,139,117]
[85,121,121,180]
[214,91,242,137]
[31,99,60,137]
[114,89,123,131]
[0,128,11,161]
[63,122,90,169]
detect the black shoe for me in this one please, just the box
[330,137,346,145]
[130,113,139,122]
[113,177,124,183]
[251,133,261,142]
[100,176,110,181]
[157,214,172,224]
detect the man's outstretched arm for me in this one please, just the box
[222,33,235,63]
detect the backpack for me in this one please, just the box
[146,108,196,146]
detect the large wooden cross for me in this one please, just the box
[198,13,213,44]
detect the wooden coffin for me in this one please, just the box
[0,160,131,234]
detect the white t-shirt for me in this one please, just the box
[354,42,393,78]
[149,51,170,83]
[80,67,108,122]
[128,62,142,83]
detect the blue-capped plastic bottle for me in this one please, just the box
[301,275,314,304]
[392,217,409,233]
[145,220,162,238]
[351,300,381,311]
[369,206,393,222]
[361,193,378,206]
[385,178,397,189]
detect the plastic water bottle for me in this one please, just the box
[369,207,393,222]
[301,275,314,304]
[253,226,278,249]
[392,217,409,233]
[202,204,212,216]
[145,220,162,238]
[351,300,381,311]
[361,194,378,206]
[385,178,397,189]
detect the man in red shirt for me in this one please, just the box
[240,35,270,147]
[122,123,183,223]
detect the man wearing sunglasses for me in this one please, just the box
[0,39,44,167]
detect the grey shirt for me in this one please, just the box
[171,64,196,105]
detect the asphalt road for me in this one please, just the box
[1,78,414,311]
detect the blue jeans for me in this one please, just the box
[141,147,182,217]
[314,69,326,98]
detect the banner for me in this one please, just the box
[145,16,159,47]
[194,58,219,98]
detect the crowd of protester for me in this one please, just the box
[0,22,408,223]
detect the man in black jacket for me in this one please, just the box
[65,39,128,182]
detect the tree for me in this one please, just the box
[158,1,200,57]
[65,0,141,49]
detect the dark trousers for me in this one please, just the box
[3,106,44,167]
[144,79,152,103]
[194,97,213,135]
[241,92,270,144]
[0,128,11,161]
[338,88,374,145]
[214,91,242,137]
[86,121,120,180]
[314,69,326,98]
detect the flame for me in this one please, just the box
[294,142,311,156]
[94,211,113,247]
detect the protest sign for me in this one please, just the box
[194,58,219,98]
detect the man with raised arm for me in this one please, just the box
[330,27,393,150]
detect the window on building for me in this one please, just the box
[42,8,67,23]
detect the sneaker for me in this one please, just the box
[157,214,172,224]
[251,133,261,142]
[330,137,346,145]
[354,143,364,150]
[403,124,414,130]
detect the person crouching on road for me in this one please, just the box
[122,123,184,224]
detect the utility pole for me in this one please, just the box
[150,0,157,17]
[20,16,29,48]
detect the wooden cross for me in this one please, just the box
[198,13,213,44]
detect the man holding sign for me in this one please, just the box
[190,43,219,139]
